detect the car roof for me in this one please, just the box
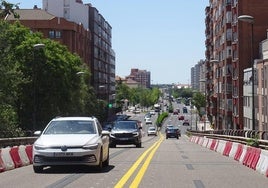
[52,117,96,121]
[115,120,138,123]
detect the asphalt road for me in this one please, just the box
[0,112,267,188]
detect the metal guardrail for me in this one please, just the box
[202,129,268,140]
[0,137,37,148]
[188,130,268,150]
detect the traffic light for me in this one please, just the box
[108,103,113,108]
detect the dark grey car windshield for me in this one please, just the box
[113,121,137,130]
[44,120,96,134]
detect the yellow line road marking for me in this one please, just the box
[114,134,163,188]
[130,134,164,188]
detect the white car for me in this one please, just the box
[149,110,155,115]
[147,126,157,136]
[145,117,152,124]
[32,117,110,173]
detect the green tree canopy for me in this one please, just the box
[0,20,97,135]
[0,0,20,20]
[192,91,205,117]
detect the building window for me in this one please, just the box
[49,30,61,39]
[55,31,62,38]
[49,30,55,38]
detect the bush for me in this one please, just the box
[156,112,168,127]
[246,136,259,147]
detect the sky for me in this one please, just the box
[8,0,209,84]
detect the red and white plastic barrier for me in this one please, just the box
[0,145,33,173]
[202,137,209,147]
[18,145,31,166]
[223,141,232,156]
[0,147,15,171]
[215,140,226,155]
[0,149,6,172]
[189,136,268,178]
[256,149,268,177]
[229,142,239,158]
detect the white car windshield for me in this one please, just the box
[43,120,96,134]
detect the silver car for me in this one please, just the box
[147,126,157,136]
[33,117,110,173]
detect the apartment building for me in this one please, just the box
[126,69,151,88]
[255,32,268,135]
[205,0,268,130]
[7,8,91,67]
[191,60,206,93]
[43,0,115,101]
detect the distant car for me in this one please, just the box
[147,126,157,136]
[32,117,110,173]
[178,115,184,120]
[133,109,141,114]
[109,120,142,148]
[166,124,174,130]
[173,110,179,115]
[149,110,156,115]
[145,118,153,124]
[166,127,180,139]
[115,114,129,121]
[183,119,190,126]
[183,107,188,113]
[144,113,151,120]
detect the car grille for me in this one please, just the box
[114,133,134,138]
[34,155,96,163]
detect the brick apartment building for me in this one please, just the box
[7,8,91,67]
[205,0,268,130]
[255,32,268,136]
[126,69,151,88]
[7,0,115,102]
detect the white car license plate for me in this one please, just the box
[54,152,74,157]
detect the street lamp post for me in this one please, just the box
[210,59,220,130]
[33,43,45,132]
[238,15,255,130]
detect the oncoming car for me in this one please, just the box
[147,126,157,136]
[109,120,142,148]
[145,117,153,124]
[32,117,110,173]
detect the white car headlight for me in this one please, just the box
[34,144,47,150]
[83,143,99,150]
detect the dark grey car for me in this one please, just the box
[109,120,142,148]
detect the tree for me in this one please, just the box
[191,92,205,118]
[0,0,20,20]
[115,83,161,112]
[0,21,27,136]
[0,21,97,133]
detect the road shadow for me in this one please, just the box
[40,165,115,174]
